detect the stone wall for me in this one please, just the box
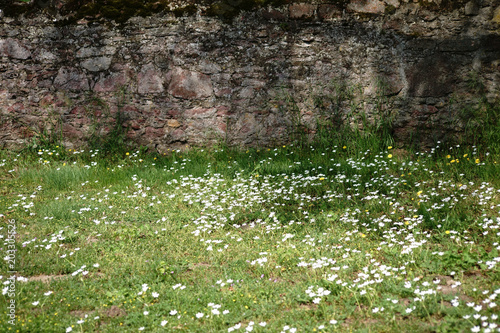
[1,0,499,151]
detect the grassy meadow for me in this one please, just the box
[1,133,500,332]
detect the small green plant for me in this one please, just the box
[86,89,129,156]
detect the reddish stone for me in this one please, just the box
[40,95,55,108]
[348,0,385,14]
[70,106,86,115]
[138,64,164,94]
[218,122,227,133]
[168,109,182,117]
[145,126,164,138]
[215,88,232,97]
[168,67,213,99]
[8,102,25,113]
[289,4,316,19]
[184,107,217,119]
[63,124,83,138]
[171,128,186,141]
[382,19,403,30]
[216,105,230,116]
[129,120,141,130]
[94,71,130,93]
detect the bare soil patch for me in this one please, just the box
[28,274,68,283]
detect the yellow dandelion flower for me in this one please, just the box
[445,230,450,234]
[126,152,129,156]
[475,159,480,163]
[446,155,451,159]
[388,146,393,149]
[388,154,393,158]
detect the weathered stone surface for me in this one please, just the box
[465,1,480,16]
[348,0,385,14]
[0,38,30,59]
[81,57,112,72]
[94,71,130,92]
[407,56,456,98]
[138,64,164,94]
[53,67,89,91]
[289,4,316,19]
[0,0,498,151]
[185,107,217,119]
[439,38,481,52]
[76,46,116,58]
[166,119,181,128]
[168,67,213,99]
[318,4,341,20]
[491,6,500,23]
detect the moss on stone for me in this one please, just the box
[385,4,396,15]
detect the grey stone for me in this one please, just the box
[0,38,30,59]
[81,57,112,72]
[53,67,89,91]
[465,1,480,16]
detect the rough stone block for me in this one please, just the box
[493,6,500,24]
[167,119,181,128]
[289,4,316,19]
[76,46,116,58]
[184,107,217,119]
[318,4,341,20]
[168,67,213,99]
[465,1,480,16]
[407,56,456,98]
[138,64,164,94]
[0,38,30,59]
[94,71,129,92]
[81,57,112,72]
[54,67,89,91]
[348,0,385,14]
